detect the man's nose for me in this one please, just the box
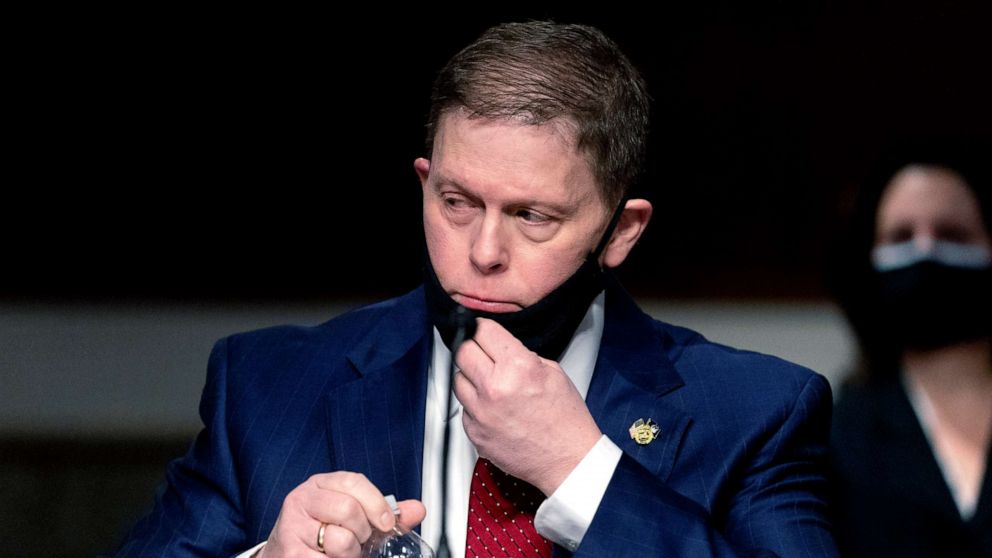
[470,214,508,274]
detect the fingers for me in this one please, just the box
[311,499,426,557]
[454,318,518,385]
[313,472,395,532]
[453,339,488,387]
[298,487,374,545]
[307,498,427,557]
[456,318,549,394]
[318,523,361,557]
[395,499,427,531]
[471,318,527,362]
[267,472,429,558]
[452,369,478,415]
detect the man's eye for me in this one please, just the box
[517,209,550,224]
[443,196,473,210]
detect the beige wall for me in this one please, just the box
[1,298,855,437]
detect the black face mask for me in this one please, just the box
[875,261,992,351]
[424,201,626,361]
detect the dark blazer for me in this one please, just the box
[830,380,992,558]
[114,283,838,557]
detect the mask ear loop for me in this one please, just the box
[591,197,629,261]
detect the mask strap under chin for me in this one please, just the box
[591,197,629,261]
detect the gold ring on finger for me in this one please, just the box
[316,522,328,552]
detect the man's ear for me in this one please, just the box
[601,199,652,268]
[414,158,431,189]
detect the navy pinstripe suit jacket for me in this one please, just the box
[114,283,839,557]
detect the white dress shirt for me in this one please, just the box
[421,292,622,554]
[239,293,622,557]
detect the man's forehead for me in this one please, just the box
[431,111,600,189]
[428,112,608,211]
[434,109,581,152]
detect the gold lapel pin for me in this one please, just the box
[629,418,660,445]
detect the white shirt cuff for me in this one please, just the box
[234,541,266,558]
[533,434,622,552]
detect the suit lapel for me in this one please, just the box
[585,280,691,482]
[325,291,432,503]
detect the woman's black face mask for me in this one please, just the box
[871,240,992,350]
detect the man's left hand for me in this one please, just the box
[453,318,603,495]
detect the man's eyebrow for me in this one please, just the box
[431,171,577,216]
[431,171,465,190]
[430,173,486,201]
[427,166,466,188]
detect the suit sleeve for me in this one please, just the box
[571,374,839,558]
[112,337,248,557]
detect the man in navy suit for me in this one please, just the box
[115,21,839,557]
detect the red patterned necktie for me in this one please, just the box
[465,458,553,557]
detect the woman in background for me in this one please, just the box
[828,139,991,557]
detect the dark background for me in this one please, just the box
[8,3,989,304]
[3,4,991,556]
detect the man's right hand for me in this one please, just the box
[257,472,426,557]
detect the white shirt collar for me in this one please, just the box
[421,291,606,553]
